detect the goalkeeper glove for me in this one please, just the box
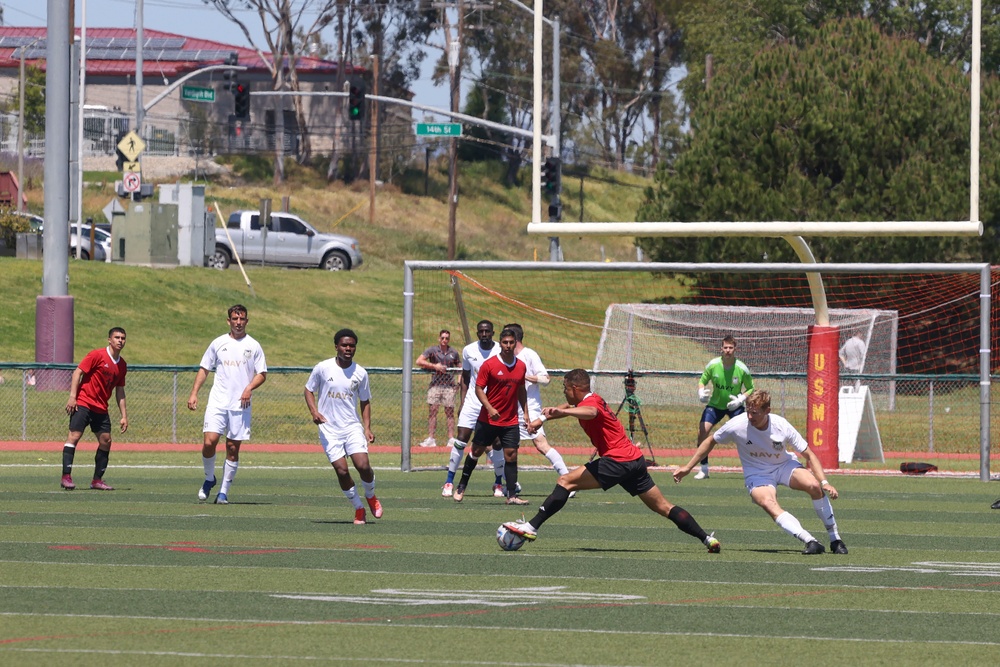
[726,393,747,411]
[698,387,712,404]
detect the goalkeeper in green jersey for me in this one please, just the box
[695,335,754,479]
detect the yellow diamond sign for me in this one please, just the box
[117,131,146,162]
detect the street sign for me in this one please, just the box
[181,85,215,103]
[122,161,140,173]
[117,131,146,162]
[416,122,462,137]
[122,172,142,193]
[102,198,126,224]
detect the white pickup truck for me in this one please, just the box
[211,210,363,271]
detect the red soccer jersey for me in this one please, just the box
[577,392,643,462]
[76,347,127,414]
[475,355,527,427]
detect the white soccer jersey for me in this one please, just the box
[199,333,267,410]
[516,346,547,419]
[305,358,371,436]
[460,340,499,411]
[712,412,807,477]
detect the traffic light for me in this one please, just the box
[234,83,251,119]
[542,157,561,194]
[223,51,238,91]
[347,80,365,121]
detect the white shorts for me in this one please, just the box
[203,406,251,441]
[744,459,803,493]
[457,396,483,430]
[319,423,369,463]
[518,421,545,441]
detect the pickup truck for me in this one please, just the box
[211,210,363,271]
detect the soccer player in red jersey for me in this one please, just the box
[452,328,530,504]
[61,327,128,491]
[504,368,720,553]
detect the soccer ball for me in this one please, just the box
[496,524,526,551]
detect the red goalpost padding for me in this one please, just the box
[807,325,841,469]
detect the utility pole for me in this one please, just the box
[135,0,144,141]
[446,2,463,261]
[369,55,378,226]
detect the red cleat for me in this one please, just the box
[367,496,383,519]
[61,474,75,490]
[90,479,115,491]
[354,508,367,525]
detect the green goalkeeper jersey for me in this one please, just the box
[700,357,754,410]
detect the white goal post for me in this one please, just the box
[401,261,992,480]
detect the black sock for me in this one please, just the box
[458,454,478,487]
[529,485,571,529]
[504,459,518,496]
[668,505,709,542]
[62,446,76,475]
[699,456,709,466]
[94,449,110,480]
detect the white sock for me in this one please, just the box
[491,450,505,478]
[202,454,216,480]
[774,511,816,543]
[544,448,569,475]
[219,459,238,495]
[361,478,376,499]
[447,441,466,474]
[343,485,364,509]
[700,463,710,475]
[812,496,841,541]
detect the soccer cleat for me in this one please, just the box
[453,484,466,502]
[441,482,454,497]
[493,484,505,497]
[830,539,849,554]
[61,474,76,490]
[506,495,529,506]
[802,540,825,555]
[367,496,383,519]
[354,508,366,524]
[90,479,114,491]
[214,493,228,505]
[705,532,721,553]
[419,437,437,448]
[693,470,709,480]
[198,477,217,501]
[568,490,577,499]
[502,520,537,541]
[992,498,1000,510]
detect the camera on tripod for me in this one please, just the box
[623,369,637,395]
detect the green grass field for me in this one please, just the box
[2,452,999,666]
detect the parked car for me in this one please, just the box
[212,210,363,271]
[68,223,112,261]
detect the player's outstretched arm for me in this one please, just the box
[675,435,717,483]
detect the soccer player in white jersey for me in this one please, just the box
[187,304,267,504]
[488,323,571,496]
[304,328,382,525]
[674,390,848,555]
[441,319,499,497]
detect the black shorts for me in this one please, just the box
[69,407,112,435]
[584,456,655,496]
[472,421,520,450]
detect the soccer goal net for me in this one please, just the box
[591,304,898,410]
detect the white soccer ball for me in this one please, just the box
[496,524,526,551]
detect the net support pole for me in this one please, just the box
[783,235,829,326]
[980,264,991,481]
[402,265,415,471]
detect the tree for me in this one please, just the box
[206,0,338,182]
[637,18,1000,267]
[14,64,46,136]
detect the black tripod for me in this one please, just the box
[592,370,657,465]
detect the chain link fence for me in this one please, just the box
[0,363,992,457]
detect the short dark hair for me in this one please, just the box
[439,329,451,337]
[476,319,494,331]
[723,335,736,346]
[108,327,126,338]
[502,323,524,342]
[498,328,517,341]
[334,328,358,345]
[564,368,591,390]
[228,304,248,319]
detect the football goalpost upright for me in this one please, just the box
[401,261,992,479]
